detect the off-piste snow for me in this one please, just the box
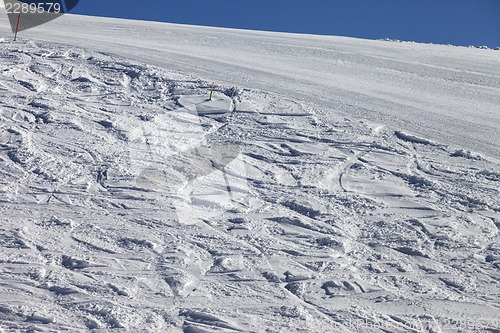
[0,12,499,333]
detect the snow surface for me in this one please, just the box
[0,12,499,333]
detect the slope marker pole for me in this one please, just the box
[209,82,215,101]
[14,14,21,41]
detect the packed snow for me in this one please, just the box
[0,12,499,333]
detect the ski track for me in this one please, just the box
[0,26,500,333]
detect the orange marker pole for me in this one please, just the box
[209,82,215,101]
[14,14,21,41]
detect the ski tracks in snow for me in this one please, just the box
[0,39,499,332]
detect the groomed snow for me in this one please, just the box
[0,12,499,333]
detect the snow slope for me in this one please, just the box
[2,14,499,160]
[0,12,499,333]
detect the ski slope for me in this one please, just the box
[0,12,499,333]
[3,14,500,160]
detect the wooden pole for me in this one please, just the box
[14,14,21,41]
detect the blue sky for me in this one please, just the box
[71,0,499,48]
